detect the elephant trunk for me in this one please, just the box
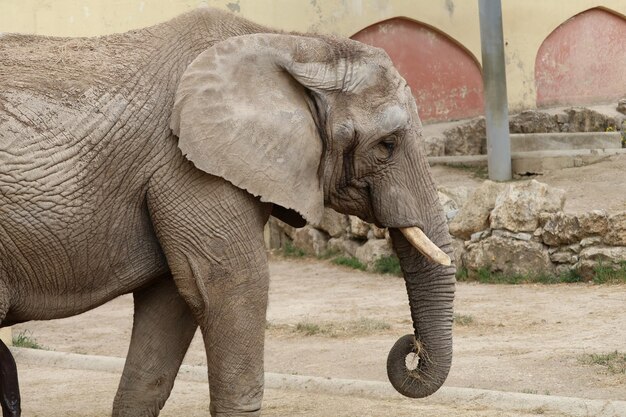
[386,224,456,398]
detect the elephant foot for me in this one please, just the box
[0,338,21,417]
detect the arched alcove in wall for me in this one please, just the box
[352,18,484,123]
[535,8,626,107]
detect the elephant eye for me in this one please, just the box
[378,135,397,159]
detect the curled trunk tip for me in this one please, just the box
[386,334,449,398]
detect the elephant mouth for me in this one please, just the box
[398,227,451,266]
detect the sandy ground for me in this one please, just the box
[10,154,626,415]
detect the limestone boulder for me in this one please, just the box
[578,210,609,236]
[463,235,554,277]
[328,237,361,258]
[617,98,626,115]
[490,180,565,233]
[448,180,506,240]
[438,186,472,209]
[355,239,394,269]
[509,110,559,133]
[450,238,466,268]
[577,246,626,280]
[292,226,329,257]
[540,212,582,246]
[314,207,348,238]
[348,215,370,239]
[423,135,445,156]
[604,212,626,246]
[563,107,616,132]
[265,217,295,249]
[443,117,486,156]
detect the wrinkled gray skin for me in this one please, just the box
[0,8,455,416]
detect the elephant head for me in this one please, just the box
[171,33,455,398]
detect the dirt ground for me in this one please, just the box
[11,154,626,415]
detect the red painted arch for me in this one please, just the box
[535,8,626,107]
[352,18,484,123]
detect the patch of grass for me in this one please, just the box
[316,247,341,260]
[521,388,538,395]
[579,351,626,375]
[12,330,45,349]
[279,317,392,338]
[456,267,469,281]
[453,313,475,326]
[331,256,367,271]
[372,255,402,276]
[593,261,626,284]
[281,241,306,258]
[460,267,583,285]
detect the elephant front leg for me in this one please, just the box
[0,339,20,417]
[147,171,272,416]
[113,276,197,417]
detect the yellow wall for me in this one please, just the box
[1,0,625,114]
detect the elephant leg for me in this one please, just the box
[147,170,272,417]
[0,338,20,417]
[112,276,197,417]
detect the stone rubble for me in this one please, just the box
[265,177,626,281]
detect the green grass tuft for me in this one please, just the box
[593,261,626,284]
[331,256,367,271]
[288,317,391,338]
[372,255,402,276]
[453,313,475,326]
[579,351,626,374]
[281,241,306,258]
[12,330,45,349]
[459,267,583,285]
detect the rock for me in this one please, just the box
[423,135,445,156]
[449,180,506,240]
[604,212,626,246]
[438,186,472,209]
[265,217,294,249]
[492,229,532,241]
[470,230,490,242]
[462,235,554,277]
[292,226,329,256]
[450,238,465,268]
[328,237,361,258]
[580,237,602,248]
[369,225,386,239]
[563,107,615,132]
[490,180,565,233]
[577,246,626,280]
[541,212,581,246]
[438,191,459,221]
[509,110,559,133]
[443,117,486,156]
[314,207,348,238]
[617,98,626,115]
[549,250,578,264]
[578,210,609,236]
[355,239,394,269]
[348,216,370,239]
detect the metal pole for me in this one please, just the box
[478,0,511,181]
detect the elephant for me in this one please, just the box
[0,7,455,417]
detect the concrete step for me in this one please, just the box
[510,131,622,152]
[428,148,626,174]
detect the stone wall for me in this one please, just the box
[426,106,626,157]
[266,179,626,280]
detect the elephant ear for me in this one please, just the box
[171,34,344,224]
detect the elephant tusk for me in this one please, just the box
[399,227,451,266]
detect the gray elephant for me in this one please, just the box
[0,7,455,417]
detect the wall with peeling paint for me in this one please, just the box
[1,0,625,120]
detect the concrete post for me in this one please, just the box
[479,0,512,181]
